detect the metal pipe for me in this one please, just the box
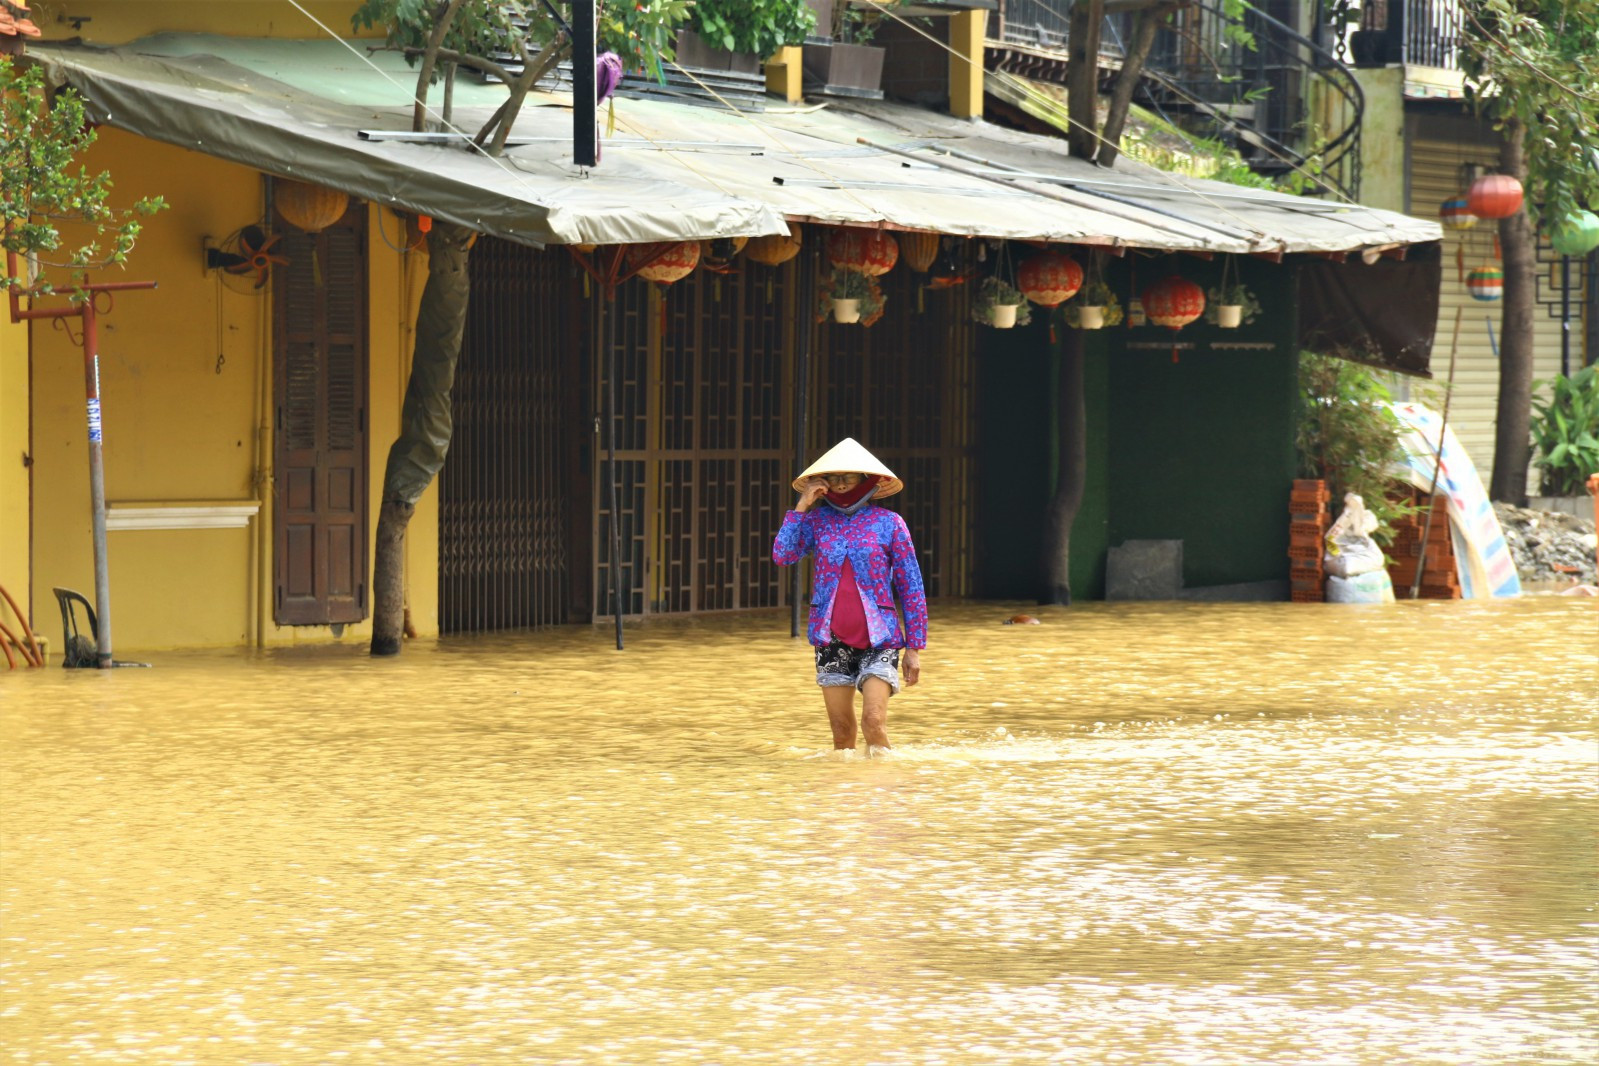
[791,241,814,639]
[856,137,1260,246]
[5,240,155,665]
[80,298,112,666]
[604,290,624,650]
[1560,254,1571,378]
[914,144,1272,240]
[359,130,766,150]
[929,143,1357,213]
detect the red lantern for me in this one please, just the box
[1466,174,1524,220]
[628,240,700,284]
[1141,275,1206,329]
[1017,252,1084,307]
[826,228,899,277]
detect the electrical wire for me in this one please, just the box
[652,61,891,220]
[280,1,743,211]
[280,1,578,193]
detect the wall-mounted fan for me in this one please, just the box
[205,226,288,289]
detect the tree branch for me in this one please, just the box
[1099,3,1178,168]
[388,44,517,88]
[413,0,468,133]
[480,33,571,155]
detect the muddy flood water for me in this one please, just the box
[3,598,1595,1064]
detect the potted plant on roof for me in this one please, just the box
[679,0,816,74]
[1206,256,1261,329]
[802,0,889,96]
[972,276,1030,329]
[817,266,884,324]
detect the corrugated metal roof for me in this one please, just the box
[28,34,1441,254]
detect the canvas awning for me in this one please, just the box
[28,35,1442,257]
[26,38,789,248]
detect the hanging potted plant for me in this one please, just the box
[1067,279,1123,330]
[1206,281,1261,328]
[971,276,1030,329]
[1205,257,1260,329]
[817,267,884,324]
[971,242,1031,329]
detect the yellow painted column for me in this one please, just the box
[766,45,804,104]
[949,9,987,119]
[0,313,31,650]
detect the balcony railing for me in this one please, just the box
[1344,0,1465,69]
[1000,0,1072,49]
[992,0,1364,201]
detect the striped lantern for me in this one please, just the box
[1467,174,1524,220]
[1466,265,1503,302]
[826,228,899,276]
[899,232,941,273]
[628,240,701,284]
[1549,210,1599,257]
[745,225,802,266]
[1017,252,1084,307]
[1439,197,1477,231]
[1141,275,1206,329]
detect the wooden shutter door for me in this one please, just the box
[273,205,369,626]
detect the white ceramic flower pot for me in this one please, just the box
[1217,304,1243,329]
[990,303,1018,329]
[832,298,860,324]
[1079,305,1105,330]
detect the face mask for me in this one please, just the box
[824,477,879,514]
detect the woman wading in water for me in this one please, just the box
[773,438,927,758]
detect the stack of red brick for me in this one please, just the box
[1387,490,1462,599]
[1,1,42,43]
[1288,479,1329,602]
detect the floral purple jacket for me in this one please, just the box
[772,505,928,650]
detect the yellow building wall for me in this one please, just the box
[29,2,372,45]
[29,128,437,652]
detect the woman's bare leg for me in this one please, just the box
[860,678,892,751]
[822,685,858,750]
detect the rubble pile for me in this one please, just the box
[1493,502,1598,585]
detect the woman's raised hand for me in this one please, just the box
[795,476,829,512]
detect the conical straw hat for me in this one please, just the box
[792,437,903,498]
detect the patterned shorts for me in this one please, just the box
[815,640,901,694]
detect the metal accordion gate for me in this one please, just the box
[439,239,581,634]
[441,239,975,634]
[595,247,975,622]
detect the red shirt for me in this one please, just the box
[829,560,872,648]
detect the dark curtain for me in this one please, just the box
[1298,241,1442,377]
